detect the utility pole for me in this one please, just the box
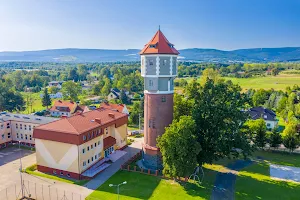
[19,141,24,198]
[138,113,141,133]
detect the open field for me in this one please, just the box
[20,92,45,114]
[180,73,300,91]
[87,151,300,200]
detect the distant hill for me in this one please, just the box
[0,47,300,63]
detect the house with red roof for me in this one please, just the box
[49,100,89,117]
[100,102,129,115]
[33,107,128,179]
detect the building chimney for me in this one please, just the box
[108,113,115,118]
[95,118,101,124]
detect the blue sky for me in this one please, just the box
[0,0,300,51]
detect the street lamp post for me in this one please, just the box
[109,181,127,200]
[18,141,24,198]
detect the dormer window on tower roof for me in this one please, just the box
[168,43,174,48]
[149,44,157,48]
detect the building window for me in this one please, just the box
[87,146,90,151]
[83,161,86,166]
[21,134,23,139]
[149,60,154,66]
[29,125,31,131]
[17,133,19,139]
[161,96,166,102]
[25,135,28,140]
[7,123,10,129]
[91,144,93,150]
[20,124,22,129]
[88,159,90,164]
[67,174,71,178]
[82,148,85,154]
[1,134,4,140]
[94,143,97,148]
[29,135,32,140]
[91,157,94,162]
[95,155,97,159]
[105,128,108,135]
[60,172,64,176]
[24,125,27,130]
[98,141,100,145]
[267,123,271,127]
[163,59,167,66]
[16,124,18,129]
[149,44,156,48]
[149,80,153,87]
[53,170,56,174]
[98,153,101,158]
[1,124,3,129]
[83,135,86,141]
[7,133,11,139]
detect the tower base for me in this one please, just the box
[142,143,162,170]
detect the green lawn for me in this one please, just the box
[24,164,88,186]
[181,74,300,91]
[236,159,300,200]
[87,151,300,200]
[20,92,45,114]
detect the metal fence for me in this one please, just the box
[0,180,84,200]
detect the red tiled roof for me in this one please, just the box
[100,102,124,113]
[103,136,116,149]
[140,30,179,55]
[50,100,78,113]
[33,108,128,145]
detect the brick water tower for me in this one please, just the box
[140,28,179,170]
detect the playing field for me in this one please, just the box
[181,74,300,91]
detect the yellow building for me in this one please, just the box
[33,107,128,179]
[0,112,58,149]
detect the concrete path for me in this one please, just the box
[270,164,300,182]
[83,137,143,191]
[211,160,253,200]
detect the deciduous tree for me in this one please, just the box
[157,116,201,177]
[42,88,52,109]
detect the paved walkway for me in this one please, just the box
[211,160,253,200]
[84,137,143,191]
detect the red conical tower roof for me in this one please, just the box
[140,29,179,55]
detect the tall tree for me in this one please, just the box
[200,68,220,85]
[42,88,52,109]
[269,127,282,149]
[186,79,251,165]
[119,90,128,104]
[173,93,193,121]
[0,82,25,112]
[252,89,268,106]
[61,81,81,101]
[282,120,299,153]
[68,68,79,82]
[247,119,268,149]
[157,116,201,177]
[101,77,112,96]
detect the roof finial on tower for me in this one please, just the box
[159,25,160,31]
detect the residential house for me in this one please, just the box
[33,107,128,179]
[48,81,64,89]
[40,92,63,99]
[49,100,89,117]
[100,102,129,115]
[247,107,278,129]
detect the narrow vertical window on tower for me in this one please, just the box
[149,59,154,66]
[161,96,166,102]
[163,59,167,66]
[149,80,153,87]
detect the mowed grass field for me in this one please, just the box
[181,73,300,91]
[87,151,300,200]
